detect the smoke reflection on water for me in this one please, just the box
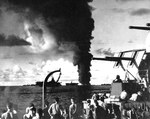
[0,86,93,119]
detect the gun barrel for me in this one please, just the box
[129,26,150,30]
[93,57,108,61]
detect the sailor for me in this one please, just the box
[69,98,78,119]
[93,100,106,119]
[113,75,122,83]
[23,103,36,119]
[62,103,68,119]
[48,97,63,119]
[1,102,18,119]
[92,93,99,101]
[36,108,43,119]
[120,90,128,101]
[129,93,138,101]
[84,99,94,119]
[30,106,38,119]
[43,101,51,119]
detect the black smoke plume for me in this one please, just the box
[2,0,94,85]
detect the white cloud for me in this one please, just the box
[13,65,22,73]
[33,59,78,84]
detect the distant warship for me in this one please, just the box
[36,69,61,87]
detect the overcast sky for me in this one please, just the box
[1,0,150,85]
[91,0,150,54]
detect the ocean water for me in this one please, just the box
[0,85,110,119]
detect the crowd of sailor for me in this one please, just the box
[0,75,150,119]
[0,94,110,119]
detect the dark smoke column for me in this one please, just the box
[74,21,94,85]
[5,0,94,85]
[70,1,94,85]
[75,51,93,85]
[45,0,95,85]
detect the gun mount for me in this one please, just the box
[93,49,145,71]
[129,24,150,86]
